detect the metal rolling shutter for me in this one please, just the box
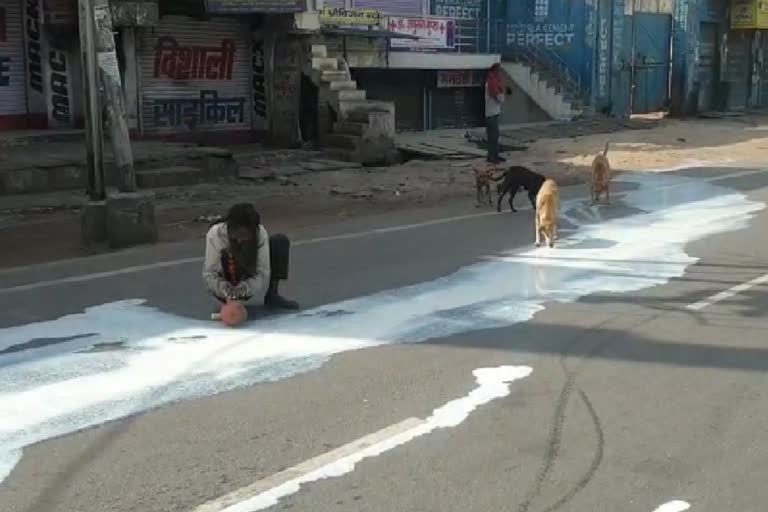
[138,15,251,135]
[354,69,424,131]
[431,86,483,129]
[0,0,27,119]
[725,32,750,110]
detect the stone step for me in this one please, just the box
[329,80,357,91]
[136,166,203,188]
[312,57,338,71]
[334,121,369,136]
[336,89,366,101]
[322,133,362,150]
[320,70,350,82]
[311,44,327,58]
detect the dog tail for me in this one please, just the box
[603,141,610,156]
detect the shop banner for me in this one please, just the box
[320,7,383,26]
[730,0,768,29]
[388,16,455,51]
[437,70,480,88]
[206,0,304,14]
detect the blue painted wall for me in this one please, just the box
[504,0,594,94]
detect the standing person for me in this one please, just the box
[485,63,508,164]
[203,203,299,310]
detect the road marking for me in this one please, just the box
[192,366,532,512]
[0,167,765,296]
[193,417,424,512]
[686,272,768,311]
[652,500,690,512]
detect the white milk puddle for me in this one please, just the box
[210,365,532,512]
[652,500,691,512]
[0,173,764,482]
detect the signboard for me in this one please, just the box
[320,7,382,26]
[730,0,768,28]
[437,70,480,88]
[206,0,304,13]
[388,17,455,50]
[506,23,576,47]
[430,0,482,19]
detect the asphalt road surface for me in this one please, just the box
[2,166,768,512]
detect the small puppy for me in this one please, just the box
[535,179,560,248]
[591,142,612,204]
[495,166,546,213]
[473,163,497,207]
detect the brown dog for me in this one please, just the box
[535,179,559,248]
[473,163,497,207]
[591,142,611,205]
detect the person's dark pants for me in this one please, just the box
[214,233,291,303]
[486,114,500,162]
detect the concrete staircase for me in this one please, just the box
[309,44,397,164]
[501,49,588,121]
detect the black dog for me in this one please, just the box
[494,166,546,213]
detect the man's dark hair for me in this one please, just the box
[223,203,261,236]
[221,204,262,274]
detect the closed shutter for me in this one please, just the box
[355,69,424,131]
[431,86,483,129]
[760,37,768,107]
[696,22,717,112]
[0,0,27,121]
[353,0,422,16]
[138,15,252,135]
[725,32,750,110]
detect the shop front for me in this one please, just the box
[137,15,253,138]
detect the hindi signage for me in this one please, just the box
[730,0,768,28]
[320,7,382,26]
[388,16,455,50]
[153,36,236,81]
[206,0,304,13]
[153,90,246,129]
[437,70,480,88]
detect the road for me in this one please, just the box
[2,165,768,512]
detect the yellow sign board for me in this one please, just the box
[320,7,382,26]
[731,0,768,29]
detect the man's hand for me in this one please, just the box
[231,282,250,300]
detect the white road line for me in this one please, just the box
[686,272,768,311]
[192,417,424,512]
[0,167,765,296]
[192,365,532,512]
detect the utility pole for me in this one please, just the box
[92,0,136,192]
[78,0,105,201]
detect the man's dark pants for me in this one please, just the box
[486,114,500,162]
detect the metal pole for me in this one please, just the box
[92,0,137,193]
[78,0,105,200]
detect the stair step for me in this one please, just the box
[334,121,369,135]
[337,89,366,101]
[322,133,362,150]
[136,166,202,188]
[329,80,357,91]
[311,44,327,58]
[320,70,350,82]
[312,57,338,71]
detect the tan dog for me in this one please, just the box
[535,179,560,248]
[473,163,497,207]
[591,142,611,205]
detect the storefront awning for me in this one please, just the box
[320,27,420,40]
